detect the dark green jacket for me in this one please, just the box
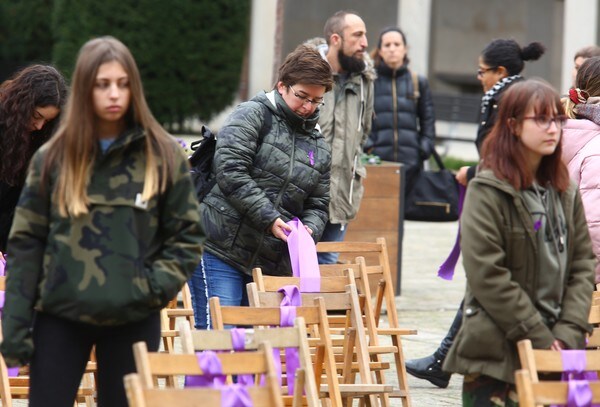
[1,127,204,366]
[444,170,595,383]
[200,90,331,276]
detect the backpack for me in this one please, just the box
[189,104,272,202]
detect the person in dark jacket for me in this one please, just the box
[0,37,204,407]
[0,64,67,255]
[366,27,436,192]
[405,38,545,389]
[189,45,334,329]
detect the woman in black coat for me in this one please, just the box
[366,27,436,192]
[0,65,67,254]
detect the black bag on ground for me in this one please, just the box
[404,149,459,222]
[189,125,217,202]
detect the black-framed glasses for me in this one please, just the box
[477,66,497,77]
[522,115,568,130]
[288,85,325,107]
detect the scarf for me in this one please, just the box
[480,75,522,114]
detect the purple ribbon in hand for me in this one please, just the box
[437,184,466,280]
[286,218,321,292]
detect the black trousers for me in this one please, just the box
[436,299,464,360]
[29,311,160,407]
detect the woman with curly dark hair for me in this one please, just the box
[0,64,67,254]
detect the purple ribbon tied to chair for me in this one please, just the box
[285,218,321,292]
[437,184,466,280]
[552,350,600,407]
[275,285,301,395]
[230,328,254,386]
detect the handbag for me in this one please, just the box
[404,149,459,222]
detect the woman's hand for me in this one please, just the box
[550,339,566,351]
[271,218,292,242]
[304,225,313,235]
[456,166,469,186]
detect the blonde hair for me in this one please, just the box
[42,36,175,217]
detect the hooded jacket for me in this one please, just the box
[562,112,600,282]
[306,38,376,225]
[366,62,436,190]
[444,169,594,383]
[1,127,204,366]
[200,90,331,276]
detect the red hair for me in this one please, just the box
[481,79,570,192]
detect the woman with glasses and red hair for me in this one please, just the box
[562,56,600,284]
[445,79,594,406]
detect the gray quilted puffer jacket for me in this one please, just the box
[200,90,331,276]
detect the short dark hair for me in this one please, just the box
[277,45,333,92]
[481,39,545,76]
[323,10,361,45]
[481,79,569,192]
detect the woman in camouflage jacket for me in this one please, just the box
[0,37,204,407]
[189,45,333,329]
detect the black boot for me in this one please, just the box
[405,303,463,388]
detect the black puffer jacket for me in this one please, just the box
[200,90,331,276]
[366,63,435,189]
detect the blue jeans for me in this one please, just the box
[316,221,348,264]
[188,251,252,329]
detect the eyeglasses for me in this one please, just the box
[477,66,497,77]
[288,85,325,107]
[522,115,568,130]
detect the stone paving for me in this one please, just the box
[389,219,466,406]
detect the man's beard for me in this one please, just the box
[338,48,365,73]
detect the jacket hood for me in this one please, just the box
[304,37,377,82]
[474,169,520,197]
[252,90,320,136]
[562,118,600,164]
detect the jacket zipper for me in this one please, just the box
[415,201,450,214]
[392,70,399,162]
[248,130,297,268]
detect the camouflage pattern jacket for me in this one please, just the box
[1,127,204,366]
[200,90,331,276]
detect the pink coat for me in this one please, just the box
[562,118,600,282]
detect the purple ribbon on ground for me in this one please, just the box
[185,350,226,388]
[285,218,321,292]
[551,350,600,407]
[274,285,301,395]
[437,184,466,280]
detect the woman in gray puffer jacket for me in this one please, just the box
[365,27,436,192]
[189,45,334,328]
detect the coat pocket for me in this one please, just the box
[200,197,242,250]
[456,306,506,361]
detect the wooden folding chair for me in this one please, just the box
[246,276,393,406]
[516,338,600,406]
[179,318,319,407]
[317,239,415,406]
[124,371,283,407]
[130,339,283,406]
[0,275,96,407]
[588,304,600,348]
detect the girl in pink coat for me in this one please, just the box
[562,56,600,282]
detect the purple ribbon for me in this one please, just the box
[552,350,600,407]
[230,329,254,386]
[185,350,226,388]
[273,285,301,395]
[0,255,5,277]
[285,218,321,292]
[437,184,466,280]
[221,384,253,407]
